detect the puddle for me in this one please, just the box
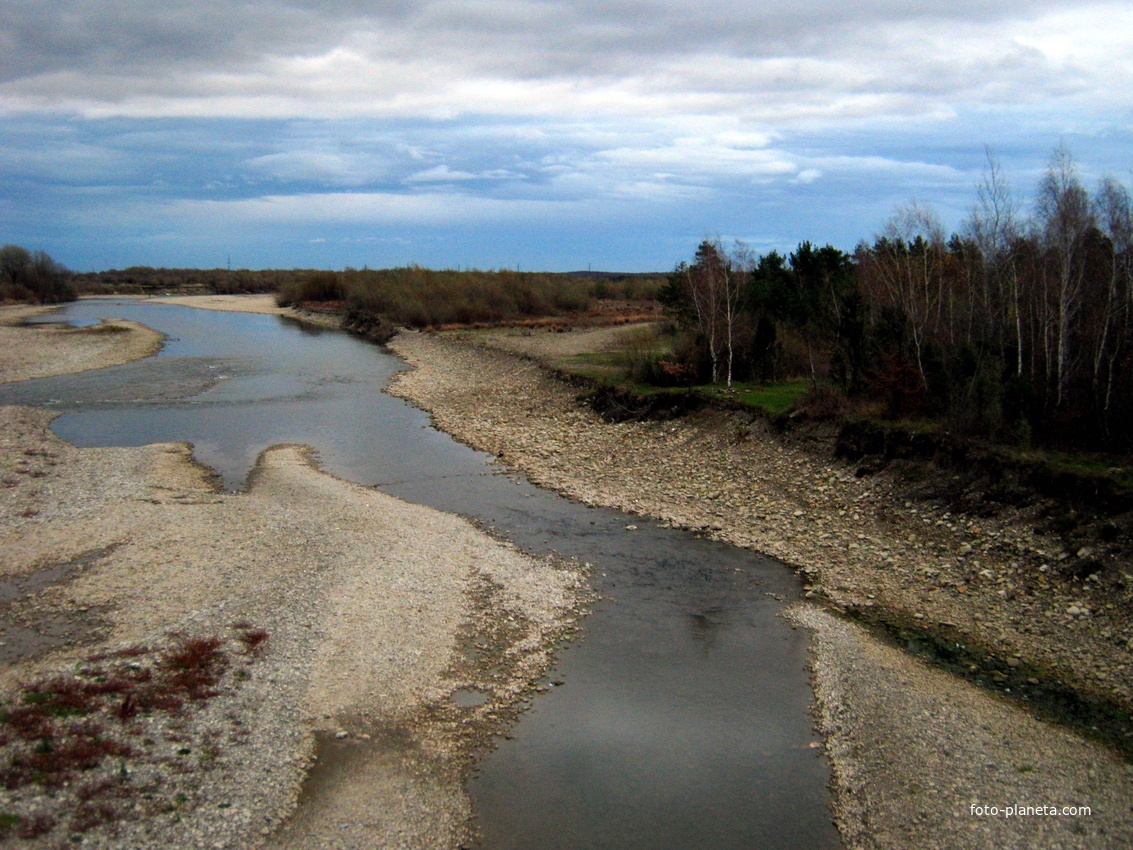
[453,688,492,708]
[0,547,118,664]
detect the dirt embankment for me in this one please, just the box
[0,302,586,848]
[388,327,1133,850]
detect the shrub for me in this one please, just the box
[0,244,76,303]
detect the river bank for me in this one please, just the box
[0,301,586,847]
[388,327,1133,850]
[0,304,165,384]
[145,293,341,331]
[7,293,1132,848]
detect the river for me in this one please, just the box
[2,299,840,849]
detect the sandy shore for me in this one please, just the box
[147,293,343,330]
[0,304,165,383]
[0,301,586,847]
[388,327,1133,850]
[146,294,288,315]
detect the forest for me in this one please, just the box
[655,147,1133,454]
[6,144,1130,456]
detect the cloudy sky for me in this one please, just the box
[1,0,1130,272]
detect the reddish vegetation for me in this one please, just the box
[0,627,268,840]
[236,628,270,655]
[432,299,662,333]
[161,635,228,700]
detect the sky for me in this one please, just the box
[1,1,1130,272]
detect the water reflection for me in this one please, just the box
[687,603,730,648]
[1,299,840,849]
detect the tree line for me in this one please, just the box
[0,245,75,303]
[658,146,1133,453]
[73,266,288,294]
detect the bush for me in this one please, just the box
[276,271,345,306]
[792,384,853,419]
[0,245,75,303]
[337,266,592,327]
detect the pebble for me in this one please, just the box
[387,328,1133,849]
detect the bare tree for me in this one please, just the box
[0,244,32,288]
[721,241,751,388]
[863,200,948,388]
[964,149,1023,373]
[680,239,748,387]
[1092,176,1133,426]
[683,241,724,384]
[1035,144,1094,406]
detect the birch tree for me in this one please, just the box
[860,201,948,389]
[1092,176,1133,430]
[680,239,747,387]
[1035,144,1094,406]
[964,150,1023,373]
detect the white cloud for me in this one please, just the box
[4,0,1131,270]
[167,190,599,228]
[405,165,479,182]
[247,150,385,185]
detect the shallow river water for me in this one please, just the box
[2,300,840,849]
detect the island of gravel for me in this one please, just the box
[0,299,588,848]
[388,325,1133,850]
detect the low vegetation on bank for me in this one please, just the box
[274,266,661,330]
[0,628,267,844]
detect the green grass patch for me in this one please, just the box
[562,363,626,382]
[1006,448,1133,492]
[692,378,810,415]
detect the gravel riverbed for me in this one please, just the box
[4,296,1131,848]
[389,326,1133,850]
[0,302,587,848]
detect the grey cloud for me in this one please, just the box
[2,0,1073,87]
[1,0,350,82]
[4,0,1127,275]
